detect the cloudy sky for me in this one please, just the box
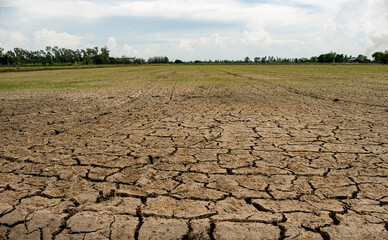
[0,0,387,60]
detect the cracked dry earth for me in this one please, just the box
[0,65,387,240]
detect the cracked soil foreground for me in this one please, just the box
[0,65,387,239]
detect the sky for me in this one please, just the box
[0,0,387,60]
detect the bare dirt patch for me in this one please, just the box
[0,65,387,239]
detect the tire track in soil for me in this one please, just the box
[169,82,177,101]
[217,69,321,112]
[125,70,178,105]
[220,69,388,108]
[93,70,178,123]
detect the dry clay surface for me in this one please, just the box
[0,66,387,239]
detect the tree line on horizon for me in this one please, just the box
[190,51,388,64]
[0,46,146,66]
[0,46,387,66]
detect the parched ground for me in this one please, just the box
[0,65,387,239]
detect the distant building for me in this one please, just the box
[121,56,136,63]
[348,57,359,63]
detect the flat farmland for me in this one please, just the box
[0,64,387,239]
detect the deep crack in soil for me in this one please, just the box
[0,65,387,239]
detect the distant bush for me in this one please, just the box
[372,51,388,64]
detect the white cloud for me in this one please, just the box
[32,29,81,49]
[107,37,119,56]
[1,0,388,58]
[0,29,30,50]
[178,39,193,51]
[1,0,327,28]
[105,37,161,58]
[366,33,388,55]
[240,27,272,44]
[189,33,230,49]
[107,37,117,50]
[123,44,138,57]
[106,38,141,57]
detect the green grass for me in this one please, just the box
[0,65,165,90]
[0,64,145,73]
[0,65,387,101]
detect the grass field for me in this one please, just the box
[0,64,387,239]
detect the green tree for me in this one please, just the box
[357,54,369,63]
[52,46,60,62]
[335,54,344,63]
[318,52,336,63]
[148,56,169,64]
[0,47,7,65]
[383,51,388,64]
[14,48,28,63]
[100,46,110,64]
[83,55,92,65]
[372,51,388,64]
